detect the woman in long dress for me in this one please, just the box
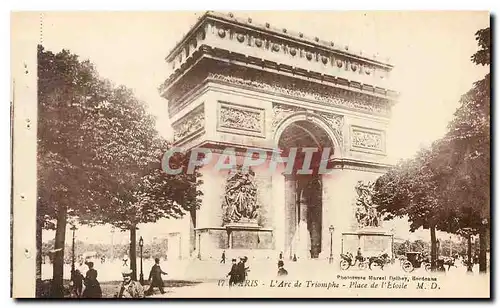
[82,262,102,298]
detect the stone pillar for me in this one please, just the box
[295,185,311,260]
[320,171,337,259]
[309,205,321,258]
[283,174,296,259]
[308,178,322,258]
[272,173,286,255]
[227,230,232,249]
[359,235,365,253]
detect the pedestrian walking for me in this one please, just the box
[236,256,249,283]
[146,257,167,295]
[82,262,102,298]
[220,250,226,264]
[227,258,239,286]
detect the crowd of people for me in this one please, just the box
[69,257,169,298]
[225,253,288,287]
[69,251,290,298]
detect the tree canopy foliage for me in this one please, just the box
[372,27,490,271]
[37,45,202,296]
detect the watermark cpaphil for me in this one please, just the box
[161,147,336,175]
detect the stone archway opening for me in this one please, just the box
[277,119,336,260]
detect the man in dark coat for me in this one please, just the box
[237,256,250,283]
[146,257,167,295]
[277,260,288,276]
[220,250,226,264]
[236,257,245,284]
[356,247,364,263]
[227,259,239,286]
[71,269,84,298]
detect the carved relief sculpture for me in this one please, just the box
[354,181,382,228]
[318,112,344,145]
[219,104,262,132]
[352,129,383,151]
[172,106,205,142]
[272,104,305,131]
[222,166,259,224]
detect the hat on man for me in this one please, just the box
[155,257,160,263]
[121,268,133,276]
[231,258,236,262]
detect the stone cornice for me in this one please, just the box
[196,141,276,156]
[329,158,392,173]
[162,11,399,97]
[166,11,393,68]
[162,50,399,100]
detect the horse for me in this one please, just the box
[368,253,390,270]
[442,256,457,270]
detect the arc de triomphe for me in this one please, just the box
[160,12,398,262]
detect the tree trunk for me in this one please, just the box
[430,225,436,271]
[479,224,488,273]
[467,234,473,272]
[50,204,67,298]
[130,225,137,281]
[35,218,42,297]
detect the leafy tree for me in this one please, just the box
[76,91,203,280]
[411,240,430,253]
[38,45,117,297]
[373,148,450,270]
[373,27,490,273]
[38,45,202,296]
[471,27,490,66]
[429,27,490,272]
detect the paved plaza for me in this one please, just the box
[41,256,486,298]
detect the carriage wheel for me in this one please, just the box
[424,263,431,272]
[340,260,350,270]
[402,260,414,273]
[358,262,368,271]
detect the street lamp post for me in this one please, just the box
[198,232,202,260]
[328,225,334,264]
[390,228,395,262]
[139,236,144,285]
[436,240,440,258]
[110,227,115,261]
[70,225,77,274]
[467,233,473,272]
[449,236,452,257]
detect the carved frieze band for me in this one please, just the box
[172,104,205,142]
[209,71,390,116]
[217,101,265,137]
[350,126,385,153]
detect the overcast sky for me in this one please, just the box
[34,11,489,244]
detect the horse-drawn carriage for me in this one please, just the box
[401,251,431,273]
[340,252,391,271]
